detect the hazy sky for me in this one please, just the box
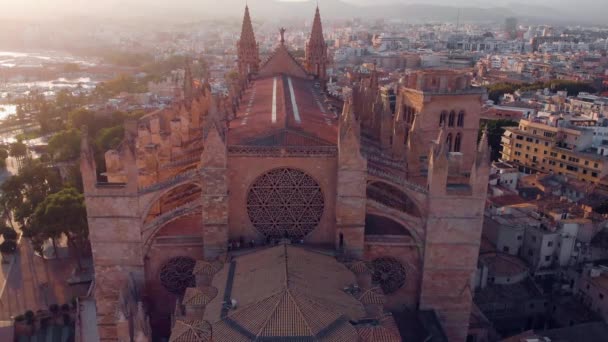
[1,0,605,21]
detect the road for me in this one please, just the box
[0,238,89,320]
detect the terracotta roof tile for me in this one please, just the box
[348,261,371,275]
[358,287,386,305]
[193,260,224,276]
[169,319,212,342]
[204,244,367,341]
[183,286,218,306]
[355,315,401,342]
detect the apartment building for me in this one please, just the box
[578,265,608,323]
[501,119,608,184]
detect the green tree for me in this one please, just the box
[0,159,62,226]
[47,129,81,162]
[30,188,88,268]
[9,141,27,160]
[67,108,93,130]
[0,148,8,169]
[95,125,124,152]
[479,119,518,161]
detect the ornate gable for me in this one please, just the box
[257,44,309,79]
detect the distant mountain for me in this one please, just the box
[4,0,604,25]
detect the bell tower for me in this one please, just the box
[237,5,260,78]
[305,6,329,83]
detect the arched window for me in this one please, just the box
[454,133,462,152]
[448,110,456,127]
[457,111,465,127]
[439,111,447,127]
[446,133,453,152]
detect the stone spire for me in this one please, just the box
[369,61,379,91]
[305,5,328,82]
[237,5,260,78]
[183,58,193,104]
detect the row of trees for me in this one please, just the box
[0,54,195,265]
[487,80,598,104]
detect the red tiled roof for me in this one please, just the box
[488,194,528,207]
[228,75,338,145]
[356,315,401,342]
[205,244,367,340]
[169,319,212,342]
[183,286,218,306]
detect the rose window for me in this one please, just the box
[371,257,406,294]
[247,168,324,239]
[160,257,196,295]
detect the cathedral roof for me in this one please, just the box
[355,315,402,342]
[169,319,212,342]
[258,43,308,79]
[228,75,339,146]
[204,244,366,341]
[182,286,218,306]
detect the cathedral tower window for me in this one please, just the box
[457,111,465,127]
[448,110,456,127]
[446,133,453,151]
[439,111,447,126]
[454,133,462,152]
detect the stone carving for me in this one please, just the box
[247,168,324,239]
[371,257,406,294]
[159,257,196,295]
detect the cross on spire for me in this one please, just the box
[280,27,286,45]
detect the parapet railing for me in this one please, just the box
[139,169,199,194]
[161,155,200,169]
[228,145,337,157]
[142,199,202,233]
[367,165,428,195]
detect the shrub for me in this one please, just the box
[2,228,17,241]
[0,240,17,254]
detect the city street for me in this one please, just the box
[0,238,89,320]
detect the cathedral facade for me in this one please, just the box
[82,6,490,342]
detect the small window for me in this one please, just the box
[601,294,605,300]
[548,241,553,247]
[457,111,465,127]
[439,111,447,126]
[517,235,522,241]
[503,246,510,253]
[448,111,456,127]
[545,255,551,261]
